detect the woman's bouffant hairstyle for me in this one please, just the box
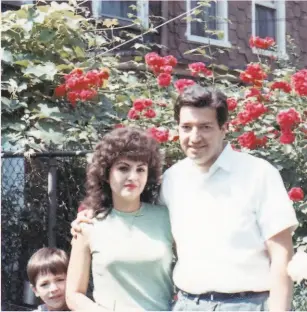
[27,248,68,286]
[82,127,163,217]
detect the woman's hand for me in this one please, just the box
[70,208,95,239]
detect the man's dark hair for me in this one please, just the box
[174,84,228,128]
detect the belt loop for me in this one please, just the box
[210,293,214,301]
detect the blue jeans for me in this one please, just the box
[172,290,269,311]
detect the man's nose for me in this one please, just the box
[190,128,201,143]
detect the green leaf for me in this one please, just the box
[134,56,143,62]
[8,122,27,132]
[22,21,33,32]
[1,97,11,109]
[56,64,73,71]
[18,82,28,92]
[214,64,229,72]
[37,103,61,118]
[50,1,75,11]
[1,49,13,63]
[27,122,65,145]
[23,62,57,80]
[74,46,85,58]
[134,43,150,50]
[7,78,18,95]
[38,29,56,42]
[1,98,28,112]
[103,18,119,28]
[14,60,30,67]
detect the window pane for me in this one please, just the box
[93,0,136,19]
[191,0,217,39]
[255,4,276,39]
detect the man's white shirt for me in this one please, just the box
[160,143,298,294]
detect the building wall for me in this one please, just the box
[165,1,307,70]
[285,1,307,67]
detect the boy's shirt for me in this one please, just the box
[33,304,49,311]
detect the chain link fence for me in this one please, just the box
[1,151,91,311]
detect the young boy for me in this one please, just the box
[27,247,69,311]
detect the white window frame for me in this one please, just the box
[251,0,287,57]
[186,0,231,48]
[92,0,149,29]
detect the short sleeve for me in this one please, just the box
[256,163,298,241]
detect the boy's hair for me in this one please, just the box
[27,247,69,286]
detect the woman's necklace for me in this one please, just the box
[114,204,144,235]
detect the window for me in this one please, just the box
[186,0,231,48]
[92,0,148,28]
[252,0,286,56]
[1,0,33,11]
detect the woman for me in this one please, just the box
[66,127,173,311]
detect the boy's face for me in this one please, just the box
[32,272,67,311]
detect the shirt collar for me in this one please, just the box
[211,142,234,173]
[185,142,234,175]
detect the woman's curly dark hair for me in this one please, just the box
[82,127,163,217]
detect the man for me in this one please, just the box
[72,85,298,311]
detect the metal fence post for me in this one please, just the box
[48,157,57,247]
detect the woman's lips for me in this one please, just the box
[125,184,137,189]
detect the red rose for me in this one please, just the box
[54,84,66,97]
[85,70,101,87]
[276,108,301,130]
[157,73,172,87]
[292,69,307,96]
[127,108,139,120]
[256,136,267,147]
[249,36,275,49]
[144,99,153,107]
[245,101,267,119]
[99,68,110,80]
[143,109,156,119]
[188,62,212,77]
[271,81,292,93]
[67,91,79,107]
[288,187,304,201]
[79,89,97,101]
[69,68,83,77]
[133,99,145,112]
[279,130,295,144]
[233,101,267,125]
[235,111,253,125]
[226,98,237,111]
[240,63,267,87]
[160,66,173,74]
[172,135,179,142]
[174,79,195,93]
[163,55,177,67]
[245,87,262,101]
[238,131,258,149]
[147,127,169,143]
[145,52,164,67]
